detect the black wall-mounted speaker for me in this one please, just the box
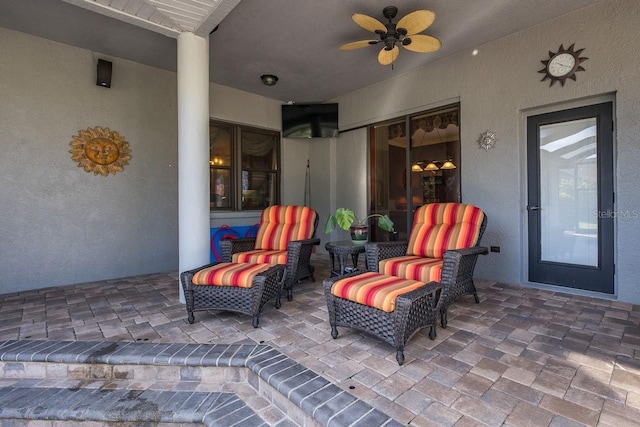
[96,59,112,88]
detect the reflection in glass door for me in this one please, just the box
[409,107,461,210]
[539,118,598,266]
[369,105,461,241]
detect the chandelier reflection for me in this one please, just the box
[411,159,457,172]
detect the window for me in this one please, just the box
[369,104,461,241]
[209,120,280,211]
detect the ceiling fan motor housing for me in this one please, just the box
[380,7,408,50]
[382,6,398,20]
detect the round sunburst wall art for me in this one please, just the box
[69,126,131,176]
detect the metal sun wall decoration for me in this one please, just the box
[69,126,132,176]
[478,130,497,150]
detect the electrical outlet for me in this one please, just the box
[490,246,500,253]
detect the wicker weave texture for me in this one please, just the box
[180,262,285,327]
[219,211,320,300]
[365,213,488,327]
[323,272,442,365]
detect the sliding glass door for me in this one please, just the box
[369,104,461,241]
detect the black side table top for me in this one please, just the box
[325,241,367,277]
[325,240,366,253]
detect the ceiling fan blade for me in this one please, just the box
[378,46,399,65]
[396,10,435,35]
[352,13,386,33]
[339,40,378,51]
[402,34,441,53]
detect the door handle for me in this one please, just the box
[527,206,541,211]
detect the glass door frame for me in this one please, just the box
[526,101,615,294]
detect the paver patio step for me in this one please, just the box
[0,386,265,426]
[0,340,402,426]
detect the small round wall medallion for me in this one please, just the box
[69,126,131,176]
[478,130,497,150]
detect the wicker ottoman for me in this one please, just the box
[323,271,442,365]
[180,262,286,328]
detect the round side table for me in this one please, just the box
[325,241,368,277]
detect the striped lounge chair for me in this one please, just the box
[220,205,320,301]
[365,203,488,328]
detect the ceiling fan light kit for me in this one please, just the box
[340,5,441,66]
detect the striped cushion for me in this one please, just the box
[232,249,288,265]
[192,263,271,288]
[255,205,317,251]
[331,272,426,312]
[379,256,443,283]
[407,203,485,259]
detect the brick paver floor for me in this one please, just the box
[1,254,640,426]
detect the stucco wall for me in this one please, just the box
[0,28,289,295]
[331,0,640,302]
[0,28,179,293]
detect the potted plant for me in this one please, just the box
[324,208,395,245]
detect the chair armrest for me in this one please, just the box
[364,241,409,272]
[286,237,321,283]
[287,237,321,249]
[444,246,489,259]
[220,238,257,262]
[441,246,488,286]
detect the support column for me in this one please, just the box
[178,32,210,302]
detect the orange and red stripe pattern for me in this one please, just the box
[233,249,287,265]
[379,256,443,283]
[192,262,271,288]
[331,272,427,312]
[255,205,317,251]
[407,203,484,259]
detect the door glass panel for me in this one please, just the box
[539,118,598,266]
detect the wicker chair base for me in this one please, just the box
[323,272,442,365]
[220,236,320,302]
[365,214,488,328]
[180,263,286,328]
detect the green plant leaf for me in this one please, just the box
[335,208,355,230]
[376,215,395,232]
[323,215,338,234]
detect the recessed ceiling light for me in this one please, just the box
[261,74,278,86]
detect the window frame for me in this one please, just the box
[209,120,281,212]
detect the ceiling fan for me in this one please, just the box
[339,6,441,66]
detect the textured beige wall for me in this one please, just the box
[0,28,180,293]
[331,0,640,302]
